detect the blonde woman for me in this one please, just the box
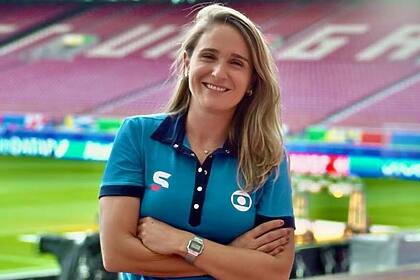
[99,4,295,280]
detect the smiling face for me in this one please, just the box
[184,23,253,116]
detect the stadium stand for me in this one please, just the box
[0,0,419,133]
[331,73,420,128]
[0,3,75,41]
[0,58,170,117]
[94,82,172,116]
[1,2,419,280]
[262,2,341,38]
[279,62,418,132]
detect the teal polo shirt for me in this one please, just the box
[99,113,294,280]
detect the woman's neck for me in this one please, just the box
[185,107,233,156]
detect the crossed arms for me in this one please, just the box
[99,196,295,280]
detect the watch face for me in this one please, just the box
[189,240,203,252]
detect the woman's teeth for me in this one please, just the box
[204,83,228,92]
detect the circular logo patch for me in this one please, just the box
[230,190,252,212]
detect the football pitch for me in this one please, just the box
[0,156,103,274]
[0,156,420,274]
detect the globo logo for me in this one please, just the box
[230,190,252,212]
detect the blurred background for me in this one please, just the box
[0,0,419,279]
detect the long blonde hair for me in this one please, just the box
[167,4,284,192]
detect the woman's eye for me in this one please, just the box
[231,60,243,67]
[201,54,215,59]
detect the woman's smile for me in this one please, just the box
[202,82,230,93]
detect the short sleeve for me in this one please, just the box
[99,117,145,198]
[255,151,295,229]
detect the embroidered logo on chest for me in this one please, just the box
[150,171,171,191]
[230,190,252,212]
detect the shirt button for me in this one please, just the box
[197,186,203,191]
[225,149,230,154]
[198,167,202,172]
[204,170,208,175]
[173,143,179,148]
[190,153,195,157]
[194,204,200,209]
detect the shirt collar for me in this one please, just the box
[151,113,186,145]
[151,113,236,157]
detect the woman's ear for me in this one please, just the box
[248,75,258,93]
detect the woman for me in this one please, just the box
[99,4,295,280]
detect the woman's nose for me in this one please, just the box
[211,63,227,80]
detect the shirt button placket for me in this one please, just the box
[189,157,213,227]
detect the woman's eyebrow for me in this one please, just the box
[199,48,218,53]
[199,48,250,64]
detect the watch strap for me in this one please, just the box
[185,253,197,264]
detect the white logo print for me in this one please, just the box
[153,171,171,189]
[230,190,252,212]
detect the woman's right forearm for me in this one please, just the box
[99,197,205,277]
[101,232,204,277]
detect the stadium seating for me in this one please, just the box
[333,76,420,128]
[0,3,75,41]
[0,1,418,134]
[279,62,418,132]
[0,58,169,117]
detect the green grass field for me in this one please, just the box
[0,156,420,274]
[308,178,420,227]
[0,156,104,273]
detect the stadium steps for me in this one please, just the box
[315,70,420,128]
[81,77,171,116]
[0,4,96,48]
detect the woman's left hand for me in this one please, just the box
[137,217,192,255]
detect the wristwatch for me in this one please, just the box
[185,236,204,263]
